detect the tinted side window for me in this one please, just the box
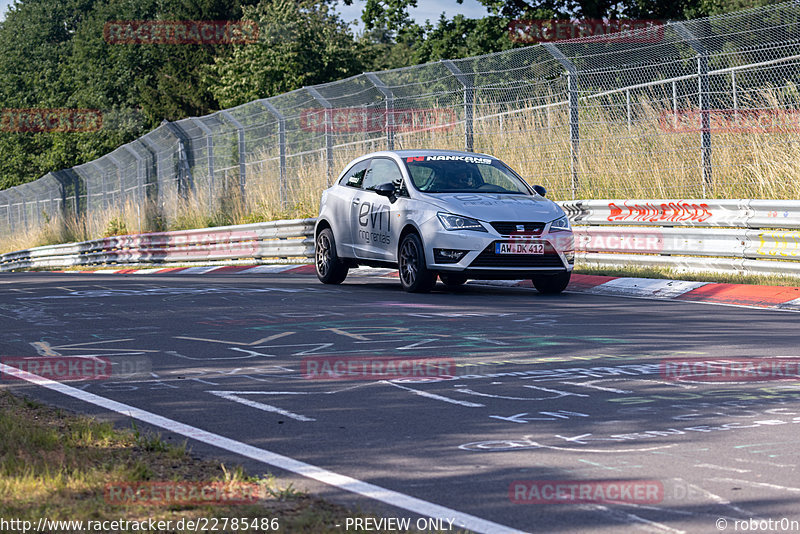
[363,159,403,191]
[340,160,371,188]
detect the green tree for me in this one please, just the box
[207,0,365,108]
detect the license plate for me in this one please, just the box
[495,242,544,255]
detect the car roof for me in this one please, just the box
[362,149,495,159]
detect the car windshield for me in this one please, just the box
[403,155,531,194]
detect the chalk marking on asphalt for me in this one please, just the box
[606,502,697,517]
[709,477,800,493]
[732,457,797,469]
[560,381,633,394]
[693,463,750,474]
[208,391,315,422]
[455,385,588,401]
[578,504,686,533]
[673,477,752,516]
[459,437,676,454]
[382,381,485,408]
[0,362,526,534]
[174,332,295,346]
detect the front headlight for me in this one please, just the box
[437,212,487,232]
[549,215,571,231]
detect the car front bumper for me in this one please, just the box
[419,219,574,277]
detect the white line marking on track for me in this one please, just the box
[208,391,315,422]
[673,477,752,516]
[579,503,686,533]
[0,362,527,534]
[382,381,485,407]
[709,477,800,493]
[693,463,750,474]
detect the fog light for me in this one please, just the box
[434,248,467,264]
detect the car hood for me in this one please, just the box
[418,193,565,223]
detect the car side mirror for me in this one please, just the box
[533,185,547,197]
[374,182,397,201]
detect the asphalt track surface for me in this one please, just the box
[1,271,800,534]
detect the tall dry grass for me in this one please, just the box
[4,89,800,253]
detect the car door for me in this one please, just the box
[351,158,403,261]
[330,159,370,258]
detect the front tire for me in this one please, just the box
[315,228,348,284]
[531,271,571,294]
[398,233,437,293]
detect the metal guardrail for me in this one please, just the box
[564,199,800,275]
[0,219,315,272]
[2,200,800,277]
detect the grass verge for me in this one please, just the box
[0,390,451,533]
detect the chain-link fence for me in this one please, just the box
[3,1,800,240]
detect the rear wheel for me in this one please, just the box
[440,273,468,288]
[398,233,437,293]
[531,271,571,294]
[315,228,348,284]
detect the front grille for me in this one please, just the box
[469,241,564,268]
[490,221,545,235]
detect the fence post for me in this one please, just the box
[672,80,678,128]
[543,43,580,198]
[442,59,474,152]
[189,118,216,208]
[105,154,124,210]
[218,110,247,208]
[125,144,152,233]
[305,86,334,186]
[139,135,165,222]
[365,72,395,150]
[160,121,194,199]
[259,99,287,209]
[52,169,81,223]
[732,70,739,123]
[626,89,632,131]
[672,21,712,196]
[6,188,26,232]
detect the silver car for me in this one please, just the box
[314,150,574,293]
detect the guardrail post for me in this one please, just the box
[160,121,194,199]
[543,43,580,198]
[365,72,395,150]
[305,86,334,186]
[218,110,247,208]
[672,21,712,196]
[189,118,216,209]
[442,60,474,152]
[259,99,288,209]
